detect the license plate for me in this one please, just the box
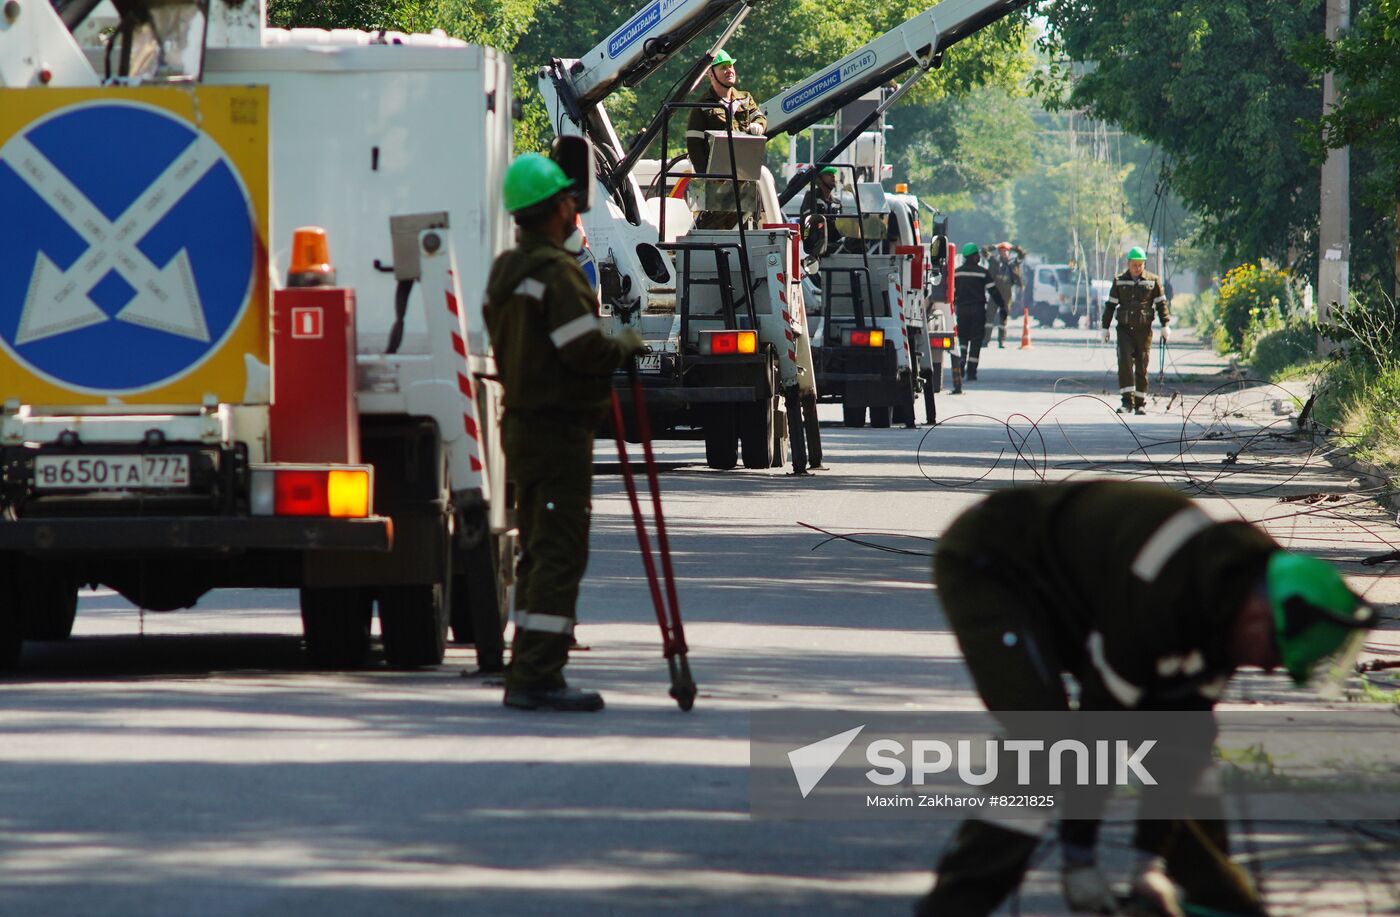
[34,454,191,490]
[636,353,663,372]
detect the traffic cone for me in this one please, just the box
[1018,307,1033,349]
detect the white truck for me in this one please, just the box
[0,0,513,669]
[539,0,825,472]
[760,0,1032,427]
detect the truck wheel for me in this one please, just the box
[18,571,78,641]
[380,574,449,668]
[0,620,18,670]
[301,587,373,668]
[869,405,892,428]
[893,389,917,428]
[739,400,774,469]
[704,405,739,470]
[842,402,866,428]
[451,533,506,671]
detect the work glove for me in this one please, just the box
[746,122,766,137]
[616,327,647,357]
[1061,864,1119,914]
[1101,328,1112,343]
[1160,324,1171,343]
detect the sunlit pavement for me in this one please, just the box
[1,328,1395,915]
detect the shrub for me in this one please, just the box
[1215,263,1295,353]
[1248,324,1318,380]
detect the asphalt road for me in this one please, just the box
[2,328,1397,916]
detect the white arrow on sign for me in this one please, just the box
[2,130,216,346]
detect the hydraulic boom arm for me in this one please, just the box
[565,0,754,112]
[760,0,1032,136]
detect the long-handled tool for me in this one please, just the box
[610,362,696,711]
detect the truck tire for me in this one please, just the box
[893,382,917,428]
[451,533,506,673]
[704,405,739,470]
[842,402,866,428]
[301,587,373,668]
[18,572,78,641]
[869,405,892,428]
[739,400,774,469]
[0,621,18,670]
[379,578,449,667]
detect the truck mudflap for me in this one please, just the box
[0,516,391,554]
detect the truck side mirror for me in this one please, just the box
[550,136,596,214]
[929,235,947,265]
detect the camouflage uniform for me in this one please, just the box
[484,231,630,692]
[1102,268,1169,410]
[919,482,1274,917]
[686,86,766,230]
[985,248,1024,347]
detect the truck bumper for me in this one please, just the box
[0,516,392,554]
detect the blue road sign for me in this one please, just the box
[0,100,255,392]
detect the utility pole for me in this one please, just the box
[1318,0,1350,344]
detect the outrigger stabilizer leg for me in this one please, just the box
[610,362,697,711]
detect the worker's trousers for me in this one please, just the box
[1116,324,1154,409]
[502,414,595,691]
[916,502,1260,917]
[956,306,986,376]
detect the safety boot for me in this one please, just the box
[1134,406,1147,416]
[504,685,605,712]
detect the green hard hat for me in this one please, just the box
[1126,246,1147,261]
[712,49,736,67]
[1266,552,1374,685]
[503,153,574,214]
[961,242,980,257]
[820,165,839,175]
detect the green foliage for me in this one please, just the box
[1012,152,1146,264]
[1248,324,1318,380]
[1306,289,1400,467]
[1214,263,1296,353]
[1299,0,1400,209]
[1038,1,1325,269]
[896,86,1037,205]
[1171,289,1215,330]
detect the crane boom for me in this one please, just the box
[567,0,754,110]
[760,0,1032,137]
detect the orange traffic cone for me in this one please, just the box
[1018,307,1033,349]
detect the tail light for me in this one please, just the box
[843,328,886,347]
[933,335,954,350]
[699,330,758,355]
[251,465,373,517]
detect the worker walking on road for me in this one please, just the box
[985,241,1026,349]
[953,242,1006,382]
[484,153,645,712]
[917,481,1373,917]
[1102,247,1169,415]
[686,49,767,230]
